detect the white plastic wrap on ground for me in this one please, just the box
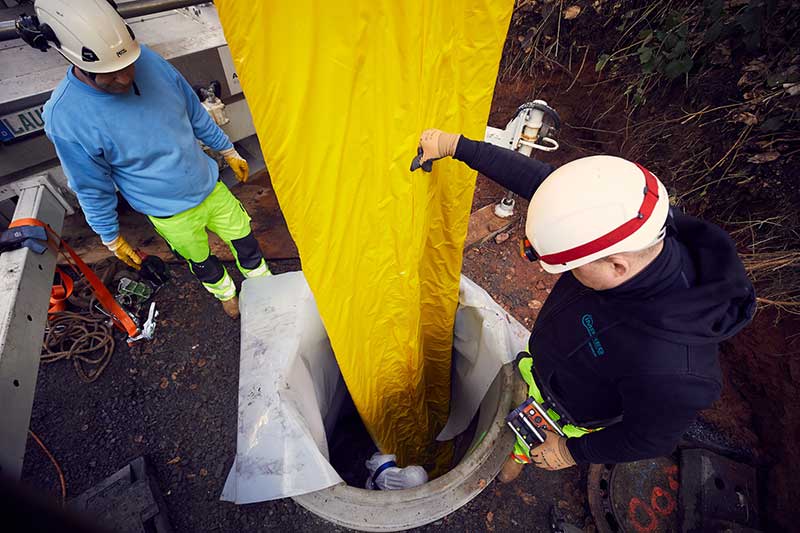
[221,272,529,503]
[437,276,529,440]
[220,272,344,503]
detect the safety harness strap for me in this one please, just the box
[539,164,660,267]
[49,267,74,314]
[9,217,140,338]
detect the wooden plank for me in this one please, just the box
[59,170,298,264]
[464,203,518,250]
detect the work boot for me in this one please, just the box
[221,296,240,319]
[498,456,525,483]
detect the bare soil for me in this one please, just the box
[482,67,800,532]
[705,311,800,532]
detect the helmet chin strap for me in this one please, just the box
[79,68,97,81]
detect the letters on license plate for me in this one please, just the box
[0,105,46,142]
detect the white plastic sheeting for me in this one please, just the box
[220,272,345,503]
[221,272,528,503]
[438,276,529,441]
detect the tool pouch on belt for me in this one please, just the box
[511,352,600,463]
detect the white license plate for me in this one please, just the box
[0,105,46,142]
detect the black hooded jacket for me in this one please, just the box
[454,137,756,463]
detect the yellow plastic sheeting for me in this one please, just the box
[216,1,513,470]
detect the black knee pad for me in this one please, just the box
[189,255,225,284]
[231,233,264,270]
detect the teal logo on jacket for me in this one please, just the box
[582,314,606,357]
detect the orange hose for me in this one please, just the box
[28,429,66,506]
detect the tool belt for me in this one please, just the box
[511,352,607,463]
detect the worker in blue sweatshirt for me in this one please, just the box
[26,0,269,318]
[414,129,756,482]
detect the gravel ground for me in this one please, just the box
[20,72,794,531]
[20,239,592,533]
[21,179,779,532]
[17,61,603,533]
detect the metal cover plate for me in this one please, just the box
[589,457,681,533]
[609,456,680,533]
[680,448,760,532]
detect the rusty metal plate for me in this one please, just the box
[610,456,680,533]
[679,448,760,532]
[589,456,680,533]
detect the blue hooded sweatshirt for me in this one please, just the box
[43,45,233,243]
[454,137,756,464]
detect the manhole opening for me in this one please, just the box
[328,363,480,488]
[328,391,378,487]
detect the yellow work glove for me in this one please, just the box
[529,431,576,471]
[103,235,142,270]
[221,147,250,183]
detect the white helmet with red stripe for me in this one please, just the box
[525,155,670,274]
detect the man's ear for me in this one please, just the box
[606,255,630,277]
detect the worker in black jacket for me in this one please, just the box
[415,129,756,482]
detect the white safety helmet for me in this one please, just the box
[18,0,140,74]
[524,155,670,274]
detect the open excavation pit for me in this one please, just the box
[221,272,528,532]
[296,365,519,532]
